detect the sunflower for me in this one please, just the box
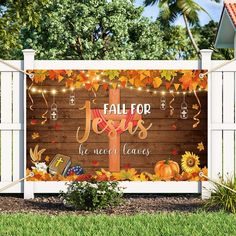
[181,151,200,173]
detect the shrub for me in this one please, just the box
[60,181,123,211]
[205,176,236,213]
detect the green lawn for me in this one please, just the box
[0,212,235,236]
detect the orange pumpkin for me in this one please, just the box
[154,160,180,180]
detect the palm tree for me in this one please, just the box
[144,0,221,57]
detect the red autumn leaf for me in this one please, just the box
[145,77,153,85]
[92,160,99,167]
[31,119,38,125]
[200,78,207,89]
[53,123,62,131]
[165,82,171,90]
[48,70,57,80]
[171,124,177,130]
[171,149,178,156]
[96,174,109,181]
[85,83,92,90]
[75,174,93,181]
[121,81,126,88]
[79,71,88,81]
[123,164,131,169]
[102,83,109,90]
[127,70,140,80]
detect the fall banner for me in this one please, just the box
[26,69,208,181]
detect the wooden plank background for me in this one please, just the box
[27,78,207,175]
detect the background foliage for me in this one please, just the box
[0,0,233,60]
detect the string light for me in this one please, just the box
[31,87,37,93]
[51,89,56,95]
[29,85,207,95]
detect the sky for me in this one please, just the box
[134,0,224,26]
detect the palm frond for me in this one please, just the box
[144,0,160,7]
[158,1,171,20]
[177,0,211,25]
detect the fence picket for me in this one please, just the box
[0,72,13,182]
[12,72,24,180]
[211,72,223,179]
[223,72,235,180]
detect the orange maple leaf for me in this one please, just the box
[179,71,194,90]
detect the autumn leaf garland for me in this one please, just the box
[28,69,208,92]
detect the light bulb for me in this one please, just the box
[31,87,37,93]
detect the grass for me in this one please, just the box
[0,212,236,236]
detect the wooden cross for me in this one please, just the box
[92,89,140,172]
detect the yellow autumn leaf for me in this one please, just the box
[75,81,82,88]
[140,71,151,81]
[66,70,73,76]
[113,168,137,181]
[197,142,204,151]
[139,173,149,181]
[45,155,50,162]
[31,132,39,140]
[96,168,112,178]
[153,77,162,88]
[105,70,119,80]
[58,75,64,82]
[93,83,100,91]
[192,104,199,110]
[112,83,117,89]
[174,83,180,91]
[129,78,135,85]
[161,70,177,81]
[119,76,127,82]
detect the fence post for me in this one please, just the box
[23,49,35,199]
[200,49,213,199]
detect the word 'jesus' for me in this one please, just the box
[76,101,152,143]
[103,103,151,115]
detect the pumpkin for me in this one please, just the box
[154,160,180,180]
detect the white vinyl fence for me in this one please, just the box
[0,49,235,199]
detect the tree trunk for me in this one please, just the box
[183,13,201,58]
